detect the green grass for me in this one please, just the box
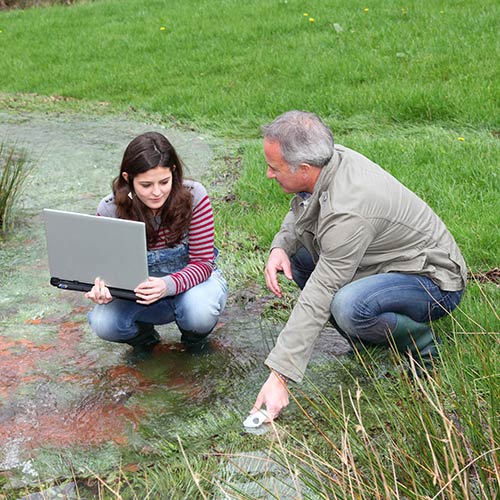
[0,0,499,136]
[1,0,499,498]
[214,322,499,499]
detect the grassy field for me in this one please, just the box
[0,0,499,135]
[1,0,499,498]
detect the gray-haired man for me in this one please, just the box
[251,110,466,420]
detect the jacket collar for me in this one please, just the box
[295,148,340,227]
[313,148,340,194]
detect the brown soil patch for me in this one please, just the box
[0,310,149,449]
[469,268,500,285]
[0,307,218,451]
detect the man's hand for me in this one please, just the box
[265,248,293,298]
[135,277,168,305]
[85,277,113,304]
[251,371,290,421]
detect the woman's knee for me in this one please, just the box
[87,305,134,342]
[88,307,115,340]
[176,300,224,334]
[175,281,226,334]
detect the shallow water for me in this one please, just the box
[0,111,351,490]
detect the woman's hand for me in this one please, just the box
[85,277,113,304]
[135,277,168,305]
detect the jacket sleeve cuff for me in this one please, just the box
[264,356,304,384]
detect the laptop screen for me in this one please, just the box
[43,209,149,295]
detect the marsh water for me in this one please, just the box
[0,112,351,494]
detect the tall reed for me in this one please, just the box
[0,142,31,232]
[208,298,499,499]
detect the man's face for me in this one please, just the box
[264,139,305,194]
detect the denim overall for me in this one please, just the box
[148,242,190,277]
[147,241,220,277]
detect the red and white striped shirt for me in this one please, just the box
[96,180,217,296]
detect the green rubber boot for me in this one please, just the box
[389,314,440,376]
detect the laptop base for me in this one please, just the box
[50,277,139,301]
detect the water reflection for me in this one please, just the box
[0,304,278,472]
[0,296,350,485]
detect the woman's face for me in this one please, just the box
[124,166,173,213]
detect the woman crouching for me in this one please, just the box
[86,131,227,349]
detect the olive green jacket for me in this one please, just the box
[265,145,467,382]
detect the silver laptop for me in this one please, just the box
[43,209,149,301]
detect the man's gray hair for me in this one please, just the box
[261,110,334,171]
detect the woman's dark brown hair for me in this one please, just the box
[113,132,192,248]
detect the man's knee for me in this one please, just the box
[331,282,400,345]
[330,285,359,333]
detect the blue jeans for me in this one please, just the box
[291,246,464,345]
[88,242,227,343]
[88,268,227,343]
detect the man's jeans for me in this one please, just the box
[291,246,464,345]
[88,269,227,343]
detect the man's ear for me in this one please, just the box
[122,172,129,182]
[299,162,313,177]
